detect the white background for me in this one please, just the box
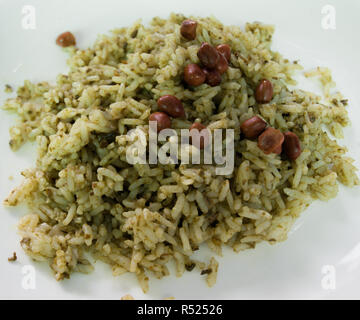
[0,0,359,299]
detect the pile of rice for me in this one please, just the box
[3,14,358,292]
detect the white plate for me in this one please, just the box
[1,0,360,300]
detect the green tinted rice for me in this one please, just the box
[2,13,359,292]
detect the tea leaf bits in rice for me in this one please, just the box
[2,14,359,292]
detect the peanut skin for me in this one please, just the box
[197,42,220,69]
[56,31,76,47]
[180,20,197,40]
[258,127,284,154]
[157,95,186,118]
[216,44,231,62]
[184,64,206,87]
[241,116,267,139]
[283,131,302,160]
[255,79,273,104]
[203,68,221,87]
[149,112,171,132]
[190,122,209,149]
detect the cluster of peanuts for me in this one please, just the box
[55,22,302,160]
[241,115,301,160]
[242,79,302,160]
[148,20,232,148]
[149,95,207,148]
[147,20,232,145]
[181,19,231,87]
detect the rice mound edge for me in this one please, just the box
[2,13,359,292]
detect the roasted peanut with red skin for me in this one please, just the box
[157,95,185,118]
[149,112,171,132]
[180,20,198,40]
[283,131,301,160]
[273,144,282,155]
[184,64,206,86]
[258,127,284,154]
[240,116,267,139]
[56,31,76,47]
[190,122,206,131]
[197,42,220,69]
[203,68,221,87]
[216,53,229,75]
[190,122,209,149]
[216,44,231,62]
[255,79,274,104]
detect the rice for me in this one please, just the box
[2,13,359,293]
